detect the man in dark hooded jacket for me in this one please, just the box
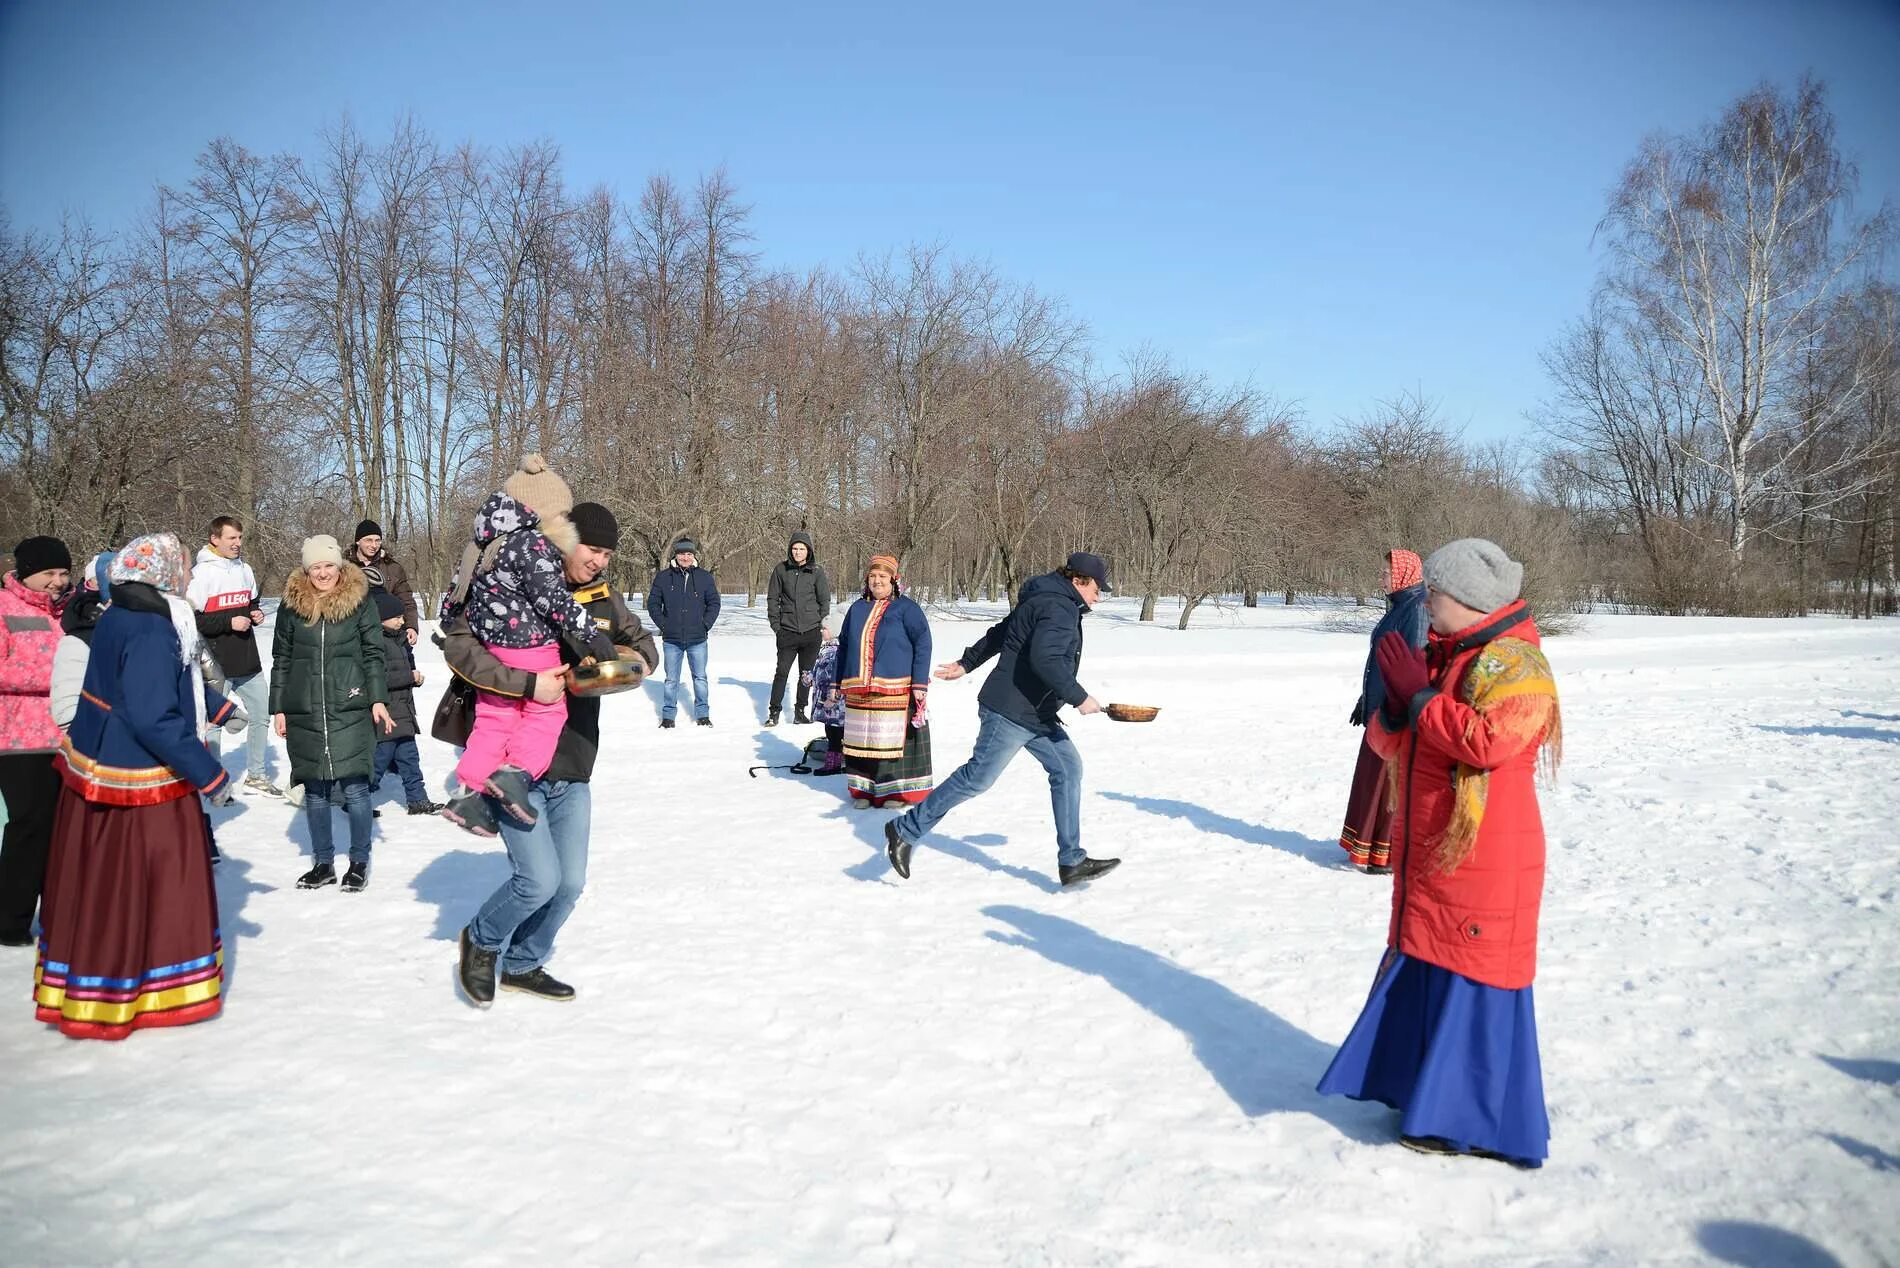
[884,551,1123,887]
[764,531,830,726]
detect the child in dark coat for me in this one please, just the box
[439,454,615,835]
[368,582,440,815]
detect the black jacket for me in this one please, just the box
[959,572,1090,733]
[381,625,420,740]
[444,580,658,784]
[766,533,831,636]
[647,563,721,645]
[61,589,108,647]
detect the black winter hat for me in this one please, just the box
[12,535,72,578]
[354,519,384,542]
[570,502,620,551]
[372,588,405,623]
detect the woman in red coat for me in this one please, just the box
[1317,538,1562,1168]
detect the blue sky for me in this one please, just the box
[3,0,1896,439]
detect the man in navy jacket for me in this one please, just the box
[646,538,721,728]
[885,551,1122,886]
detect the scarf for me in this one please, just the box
[108,534,209,736]
[1387,548,1423,593]
[1421,636,1562,874]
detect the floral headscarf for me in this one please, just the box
[1387,548,1423,593]
[108,533,189,595]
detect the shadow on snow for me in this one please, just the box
[1100,791,1340,867]
[1696,1221,1843,1268]
[410,848,514,942]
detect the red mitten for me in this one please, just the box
[1375,631,1430,722]
[910,688,928,729]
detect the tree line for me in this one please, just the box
[3,78,1893,622]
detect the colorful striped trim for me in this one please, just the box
[56,742,197,806]
[34,945,224,1035]
[210,697,236,726]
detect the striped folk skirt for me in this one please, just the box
[842,693,933,806]
[1338,734,1395,871]
[34,788,223,1041]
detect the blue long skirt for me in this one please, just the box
[1317,952,1549,1167]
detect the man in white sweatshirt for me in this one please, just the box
[186,516,280,795]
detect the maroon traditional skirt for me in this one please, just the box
[1338,734,1395,871]
[34,788,222,1041]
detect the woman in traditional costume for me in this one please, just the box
[1338,548,1429,874]
[1318,538,1561,1168]
[35,533,236,1040]
[835,555,933,808]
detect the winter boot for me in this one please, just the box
[458,927,497,1008]
[482,766,538,826]
[1058,856,1122,887]
[885,820,914,880]
[408,800,446,815]
[659,718,676,729]
[793,709,813,726]
[341,862,369,893]
[297,862,338,890]
[696,716,713,727]
[817,748,844,776]
[765,708,781,728]
[500,967,576,1002]
[441,787,500,838]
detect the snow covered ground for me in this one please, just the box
[2,597,1896,1266]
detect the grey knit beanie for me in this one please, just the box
[1423,538,1523,613]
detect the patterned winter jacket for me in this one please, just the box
[806,638,845,725]
[461,493,614,660]
[0,572,70,754]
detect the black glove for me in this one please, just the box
[1349,700,1366,727]
[587,631,618,663]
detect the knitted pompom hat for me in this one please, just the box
[503,453,574,520]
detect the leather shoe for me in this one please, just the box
[885,819,913,879]
[1058,857,1121,886]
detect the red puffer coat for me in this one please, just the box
[0,572,69,754]
[1365,601,1560,990]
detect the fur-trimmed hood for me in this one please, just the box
[282,562,371,624]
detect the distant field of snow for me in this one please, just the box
[3,597,1896,1266]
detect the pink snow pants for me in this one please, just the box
[454,643,567,789]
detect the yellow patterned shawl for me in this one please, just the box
[1409,636,1563,874]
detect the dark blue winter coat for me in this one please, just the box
[647,563,721,645]
[1357,582,1430,723]
[958,572,1089,734]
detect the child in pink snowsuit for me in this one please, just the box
[441,455,614,835]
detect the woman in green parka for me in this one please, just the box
[271,535,393,893]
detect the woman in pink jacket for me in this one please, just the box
[0,535,73,946]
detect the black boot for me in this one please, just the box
[297,862,338,889]
[458,927,497,1008]
[341,862,369,893]
[659,718,676,729]
[500,967,576,1001]
[765,708,780,728]
[885,819,913,880]
[407,800,446,815]
[793,709,813,725]
[1059,856,1122,886]
[696,716,713,727]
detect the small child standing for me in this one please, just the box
[804,625,845,775]
[368,581,442,815]
[441,454,614,835]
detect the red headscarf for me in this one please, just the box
[1387,548,1423,592]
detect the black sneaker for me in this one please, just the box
[765,708,780,728]
[696,717,713,727]
[341,863,369,893]
[659,718,676,729]
[482,765,538,825]
[1058,857,1122,886]
[793,710,812,725]
[407,800,446,815]
[885,819,914,880]
[458,927,497,1008]
[500,967,576,1001]
[441,788,500,838]
[297,863,338,889]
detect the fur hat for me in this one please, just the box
[302,534,345,570]
[570,502,620,551]
[504,454,574,520]
[12,535,71,578]
[1423,538,1523,613]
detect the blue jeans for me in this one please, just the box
[468,779,591,975]
[893,706,1085,867]
[304,776,373,868]
[661,640,710,720]
[372,737,429,803]
[211,672,273,779]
